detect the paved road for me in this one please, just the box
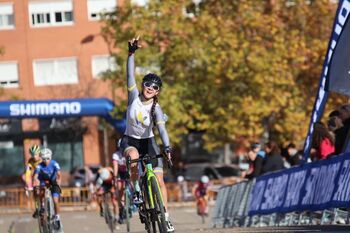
[1,206,212,233]
[2,207,350,233]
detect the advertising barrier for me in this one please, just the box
[212,153,350,228]
[249,153,350,216]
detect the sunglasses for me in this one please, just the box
[42,158,50,161]
[143,81,160,91]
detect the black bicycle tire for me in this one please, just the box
[150,177,167,233]
[46,190,55,232]
[104,195,115,233]
[40,196,49,233]
[37,207,46,233]
[125,186,130,232]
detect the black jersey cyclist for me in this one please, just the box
[120,37,174,232]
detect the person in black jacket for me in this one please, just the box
[262,141,285,174]
[244,143,266,179]
[286,143,301,167]
[334,105,350,155]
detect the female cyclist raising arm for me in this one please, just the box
[120,37,174,232]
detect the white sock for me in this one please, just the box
[165,212,169,221]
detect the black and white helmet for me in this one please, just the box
[40,148,52,160]
[142,73,162,88]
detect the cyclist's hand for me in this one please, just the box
[164,146,172,160]
[33,186,40,195]
[25,186,33,191]
[128,36,141,54]
[114,176,119,186]
[164,146,173,168]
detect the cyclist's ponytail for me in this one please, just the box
[151,95,158,127]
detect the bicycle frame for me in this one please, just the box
[127,153,171,233]
[144,163,164,209]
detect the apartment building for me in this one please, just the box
[0,0,122,185]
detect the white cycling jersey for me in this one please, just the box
[112,151,127,172]
[125,97,158,139]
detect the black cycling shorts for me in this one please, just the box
[120,135,163,169]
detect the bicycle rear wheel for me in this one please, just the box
[149,177,167,233]
[198,199,206,224]
[103,196,115,233]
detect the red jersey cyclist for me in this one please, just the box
[95,167,118,224]
[194,175,210,216]
[112,139,129,223]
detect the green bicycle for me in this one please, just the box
[127,154,172,233]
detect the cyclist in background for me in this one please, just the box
[194,175,210,216]
[95,167,118,223]
[33,148,62,229]
[122,36,174,232]
[112,139,129,223]
[23,145,42,218]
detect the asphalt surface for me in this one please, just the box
[2,207,350,233]
[1,206,212,233]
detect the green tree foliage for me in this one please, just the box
[101,0,338,149]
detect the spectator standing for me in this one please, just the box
[262,141,284,174]
[244,143,265,179]
[327,110,343,140]
[334,105,350,154]
[286,143,301,167]
[311,121,335,160]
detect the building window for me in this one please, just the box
[29,0,73,27]
[87,0,116,21]
[33,57,78,86]
[0,3,14,30]
[0,62,19,88]
[92,55,116,78]
[0,140,24,178]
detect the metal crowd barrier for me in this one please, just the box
[0,181,219,213]
[212,180,255,228]
[0,187,92,211]
[212,179,350,228]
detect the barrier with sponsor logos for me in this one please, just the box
[212,153,350,228]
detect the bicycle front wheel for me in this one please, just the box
[149,177,167,233]
[125,188,131,232]
[46,190,55,232]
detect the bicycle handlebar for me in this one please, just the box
[127,153,173,169]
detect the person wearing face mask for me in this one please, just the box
[120,37,174,232]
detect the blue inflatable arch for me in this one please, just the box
[0,98,126,133]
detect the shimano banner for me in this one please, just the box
[248,153,350,216]
[0,98,126,132]
[303,0,350,162]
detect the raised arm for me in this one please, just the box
[127,37,141,105]
[127,54,139,104]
